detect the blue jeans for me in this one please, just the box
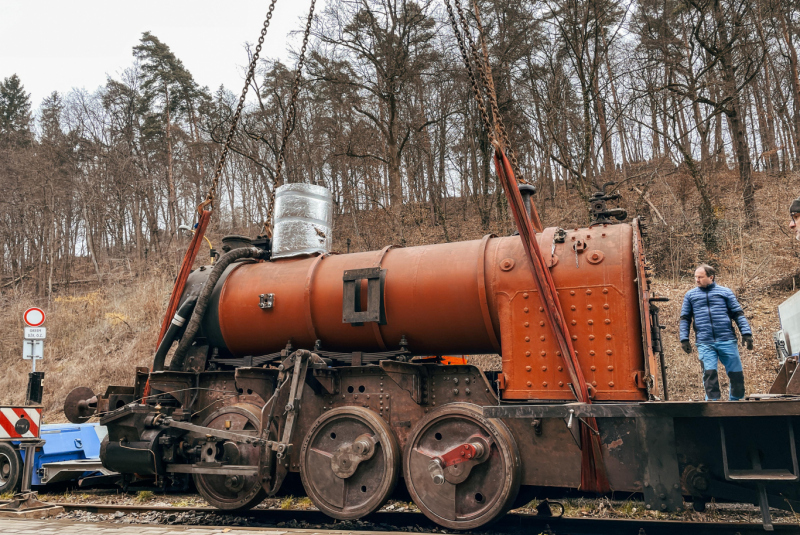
[697,340,744,400]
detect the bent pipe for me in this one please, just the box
[152,296,197,372]
[169,247,267,371]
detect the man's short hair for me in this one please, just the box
[696,263,716,279]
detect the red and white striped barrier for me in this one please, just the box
[0,406,41,439]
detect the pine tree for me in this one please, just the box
[0,74,33,145]
[40,91,64,143]
[134,32,197,235]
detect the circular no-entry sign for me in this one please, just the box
[23,307,46,327]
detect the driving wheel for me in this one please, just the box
[403,403,521,530]
[193,403,266,510]
[300,406,400,519]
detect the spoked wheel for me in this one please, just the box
[300,406,400,519]
[193,404,266,510]
[403,403,521,530]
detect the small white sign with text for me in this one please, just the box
[23,327,46,340]
[23,339,44,360]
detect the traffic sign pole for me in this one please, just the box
[22,308,46,373]
[1,307,59,518]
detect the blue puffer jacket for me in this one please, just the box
[680,283,751,345]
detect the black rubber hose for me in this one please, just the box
[152,296,197,372]
[169,247,267,371]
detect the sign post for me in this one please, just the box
[22,308,46,373]
[0,308,61,519]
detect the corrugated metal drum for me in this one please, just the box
[271,183,333,259]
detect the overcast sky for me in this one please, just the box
[0,0,311,110]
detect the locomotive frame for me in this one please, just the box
[67,219,800,530]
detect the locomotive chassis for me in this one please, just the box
[94,357,800,529]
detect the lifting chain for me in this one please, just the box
[444,1,496,148]
[263,0,318,239]
[199,0,279,214]
[446,0,528,185]
[468,1,526,184]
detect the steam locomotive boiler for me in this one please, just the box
[66,184,800,529]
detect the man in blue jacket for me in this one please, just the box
[680,264,753,400]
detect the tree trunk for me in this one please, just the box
[713,87,727,168]
[164,83,177,236]
[384,94,403,209]
[47,183,57,299]
[602,29,628,170]
[752,11,779,171]
[650,96,661,158]
[593,73,614,175]
[133,194,144,264]
[675,141,719,251]
[580,76,598,195]
[82,200,102,283]
[532,95,554,202]
[436,113,450,241]
[144,182,160,254]
[780,10,800,168]
[713,0,757,225]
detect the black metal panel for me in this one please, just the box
[638,416,683,512]
[196,263,232,350]
[25,372,44,405]
[102,438,161,476]
[342,267,387,325]
[720,417,799,482]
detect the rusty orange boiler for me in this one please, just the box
[199,222,657,401]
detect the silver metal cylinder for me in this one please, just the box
[271,183,333,259]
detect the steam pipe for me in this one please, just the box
[169,247,268,371]
[152,296,197,372]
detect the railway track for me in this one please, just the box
[47,502,800,535]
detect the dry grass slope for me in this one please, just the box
[0,272,172,420]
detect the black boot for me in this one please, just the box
[703,369,721,400]
[728,371,745,400]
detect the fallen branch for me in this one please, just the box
[631,186,667,226]
[1,271,31,288]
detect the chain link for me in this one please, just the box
[445,1,497,150]
[455,1,501,141]
[200,0,279,213]
[263,0,317,238]
[469,0,526,184]
[450,0,528,185]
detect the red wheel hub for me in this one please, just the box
[436,441,484,467]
